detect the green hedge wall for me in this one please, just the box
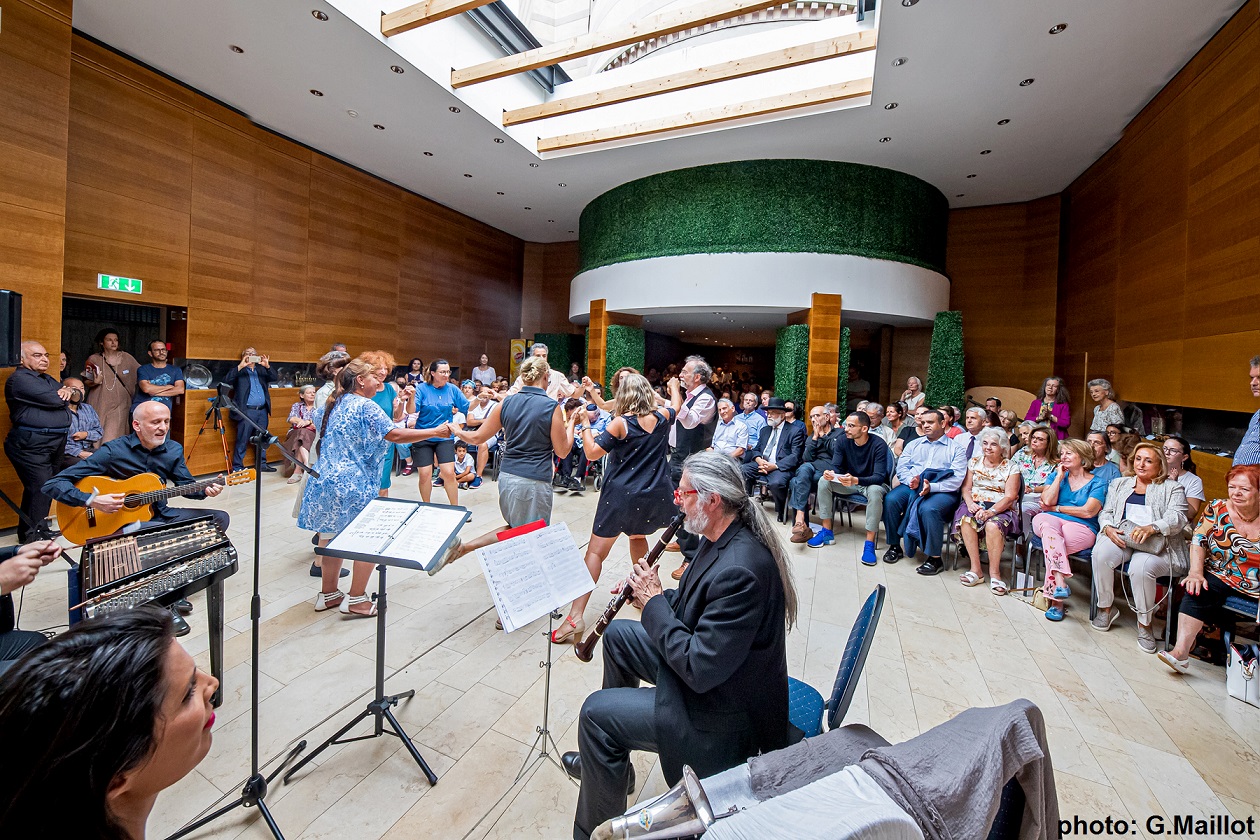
[579,160,948,274]
[837,326,851,406]
[604,325,645,396]
[531,333,571,377]
[925,311,965,408]
[774,325,810,406]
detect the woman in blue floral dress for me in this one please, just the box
[299,358,447,617]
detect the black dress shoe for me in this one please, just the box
[259,463,277,472]
[882,545,904,564]
[561,752,636,792]
[309,563,350,578]
[173,598,194,615]
[171,609,191,637]
[916,557,944,576]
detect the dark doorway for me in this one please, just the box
[61,297,163,380]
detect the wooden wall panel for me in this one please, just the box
[522,240,580,338]
[946,195,1060,393]
[0,0,71,528]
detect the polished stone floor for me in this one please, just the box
[12,472,1260,840]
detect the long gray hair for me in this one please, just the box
[681,451,799,630]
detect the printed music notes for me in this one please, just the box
[324,499,469,571]
[476,523,596,632]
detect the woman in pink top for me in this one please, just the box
[1025,376,1071,440]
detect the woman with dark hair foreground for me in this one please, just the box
[0,606,218,840]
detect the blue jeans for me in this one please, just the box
[789,462,825,512]
[882,484,958,558]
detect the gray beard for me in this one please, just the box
[684,508,711,537]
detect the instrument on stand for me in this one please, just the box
[55,470,254,546]
[70,516,238,705]
[575,513,685,662]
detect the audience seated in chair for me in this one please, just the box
[1162,435,1205,520]
[1090,442,1189,652]
[741,398,805,519]
[807,412,892,564]
[1159,465,1260,674]
[1086,431,1122,489]
[1033,439,1107,622]
[1013,425,1059,534]
[955,428,1022,595]
[882,409,967,576]
[789,405,841,543]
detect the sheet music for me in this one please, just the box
[326,499,414,556]
[477,522,597,632]
[387,506,473,567]
[325,499,468,571]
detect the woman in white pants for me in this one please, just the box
[1090,441,1189,653]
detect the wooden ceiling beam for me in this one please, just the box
[452,0,809,88]
[503,30,876,126]
[381,0,495,36]
[537,76,872,153]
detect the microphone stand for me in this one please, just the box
[166,388,316,840]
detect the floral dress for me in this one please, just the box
[297,394,393,535]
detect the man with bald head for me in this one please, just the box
[4,341,74,540]
[45,401,230,635]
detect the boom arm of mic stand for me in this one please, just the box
[215,391,319,478]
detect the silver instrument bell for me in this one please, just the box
[592,765,716,839]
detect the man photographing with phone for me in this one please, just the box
[221,346,274,473]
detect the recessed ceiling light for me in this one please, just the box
[309,89,324,96]
[980,149,991,155]
[449,106,461,113]
[390,65,405,74]
[493,138,505,144]
[966,174,977,178]
[892,57,908,67]
[557,183,567,187]
[346,110,358,118]
[529,163,540,168]
[956,194,964,197]
[1019,78,1035,86]
[496,191,505,195]
[423,151,433,156]
[311,9,329,21]
[1049,23,1067,34]
[879,137,891,143]
[997,119,1011,125]
[229,45,245,54]
[373,124,384,130]
[523,207,532,210]
[568,230,575,233]
[548,220,555,223]
[463,173,473,178]
[884,102,898,110]
[901,0,918,5]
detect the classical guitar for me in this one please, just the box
[55,470,255,546]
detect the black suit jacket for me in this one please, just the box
[640,519,789,784]
[221,364,273,414]
[753,421,806,475]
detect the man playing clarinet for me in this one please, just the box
[562,451,797,840]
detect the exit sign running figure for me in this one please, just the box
[97,273,143,295]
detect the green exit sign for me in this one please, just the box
[97,273,143,295]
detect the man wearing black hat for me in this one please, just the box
[740,397,806,519]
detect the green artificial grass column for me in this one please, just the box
[604,325,645,396]
[579,159,948,274]
[531,333,571,378]
[925,311,965,408]
[775,325,810,406]
[837,326,851,404]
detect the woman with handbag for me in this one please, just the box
[1159,464,1260,674]
[954,428,1022,595]
[1089,442,1190,652]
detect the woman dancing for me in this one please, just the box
[409,358,469,506]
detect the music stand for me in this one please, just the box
[282,498,470,787]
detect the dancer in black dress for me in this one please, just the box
[550,373,682,644]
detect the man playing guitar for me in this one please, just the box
[44,401,230,635]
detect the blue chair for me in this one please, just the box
[1020,535,1092,601]
[787,584,887,738]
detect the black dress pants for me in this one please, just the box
[4,429,67,541]
[573,619,662,840]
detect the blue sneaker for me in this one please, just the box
[807,528,835,548]
[1052,585,1071,600]
[433,477,444,487]
[470,476,482,488]
[1045,606,1065,622]
[861,541,877,566]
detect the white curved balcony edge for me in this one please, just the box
[569,252,950,325]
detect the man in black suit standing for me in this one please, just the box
[221,346,275,472]
[563,452,796,840]
[741,397,806,519]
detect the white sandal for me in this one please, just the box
[340,593,377,618]
[959,571,985,587]
[314,590,344,611]
[990,578,1009,596]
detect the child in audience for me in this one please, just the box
[453,442,477,489]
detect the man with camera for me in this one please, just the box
[221,346,274,472]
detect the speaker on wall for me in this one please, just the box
[0,290,23,368]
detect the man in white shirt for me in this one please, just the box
[953,407,989,463]
[507,342,577,400]
[663,356,717,577]
[710,398,749,459]
[865,402,895,446]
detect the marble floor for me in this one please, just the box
[12,472,1260,840]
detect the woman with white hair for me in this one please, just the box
[955,428,1022,593]
[1088,378,1124,432]
[900,377,925,412]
